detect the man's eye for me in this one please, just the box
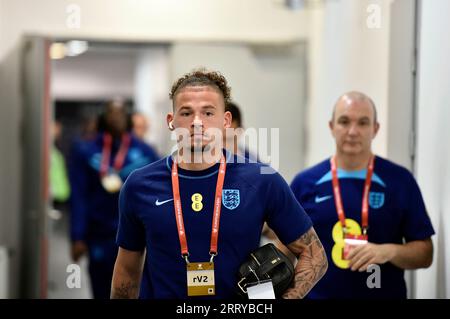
[181,112,190,116]
[206,112,214,116]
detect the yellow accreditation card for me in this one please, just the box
[331,218,362,269]
[186,262,215,296]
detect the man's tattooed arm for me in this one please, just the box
[282,227,328,299]
[110,248,145,299]
[111,281,140,299]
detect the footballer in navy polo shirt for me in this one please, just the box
[111,69,328,299]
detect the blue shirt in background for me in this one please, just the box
[69,132,160,242]
[290,156,435,299]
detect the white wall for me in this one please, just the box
[386,0,416,170]
[306,0,391,166]
[134,46,171,154]
[0,0,308,62]
[52,48,137,100]
[0,246,8,298]
[385,0,417,298]
[0,0,3,53]
[415,0,450,299]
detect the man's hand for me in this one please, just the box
[348,239,433,271]
[347,243,394,271]
[71,240,88,262]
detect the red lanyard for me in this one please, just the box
[100,133,131,177]
[330,155,375,235]
[171,155,226,263]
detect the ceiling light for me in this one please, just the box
[49,42,66,60]
[65,40,89,57]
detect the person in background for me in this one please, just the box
[223,102,279,249]
[80,115,98,142]
[50,120,71,216]
[224,101,258,162]
[69,99,159,299]
[131,112,150,141]
[290,91,434,298]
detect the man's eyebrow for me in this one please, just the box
[337,115,371,121]
[178,106,192,111]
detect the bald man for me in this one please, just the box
[290,92,434,299]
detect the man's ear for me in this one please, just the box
[329,120,335,138]
[224,111,232,129]
[373,121,380,139]
[167,113,174,131]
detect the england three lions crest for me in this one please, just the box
[222,189,240,210]
[369,192,385,209]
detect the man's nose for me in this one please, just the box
[192,115,203,127]
[348,123,359,135]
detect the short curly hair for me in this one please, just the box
[169,68,231,107]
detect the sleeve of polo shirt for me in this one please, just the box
[116,172,146,251]
[401,172,435,242]
[265,172,313,246]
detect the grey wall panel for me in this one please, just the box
[0,42,23,298]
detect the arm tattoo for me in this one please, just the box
[111,281,139,299]
[282,227,328,299]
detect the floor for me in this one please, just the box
[47,211,92,299]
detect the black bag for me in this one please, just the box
[237,243,295,298]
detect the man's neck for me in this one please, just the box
[224,137,239,155]
[334,151,374,171]
[176,150,222,171]
[108,130,125,140]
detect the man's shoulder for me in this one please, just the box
[228,156,281,179]
[226,156,289,192]
[130,135,158,153]
[71,136,101,158]
[125,156,169,185]
[375,156,414,181]
[292,158,330,186]
[129,134,148,148]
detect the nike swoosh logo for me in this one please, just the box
[315,195,332,203]
[155,198,174,206]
